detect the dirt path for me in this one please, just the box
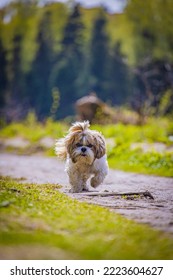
[0,153,173,234]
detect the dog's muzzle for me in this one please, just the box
[81,147,87,156]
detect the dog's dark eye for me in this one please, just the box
[76,143,82,147]
[87,144,93,148]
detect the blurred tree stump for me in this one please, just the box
[75,92,140,125]
[75,92,110,124]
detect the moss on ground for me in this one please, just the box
[0,177,173,260]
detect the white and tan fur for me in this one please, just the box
[55,121,108,193]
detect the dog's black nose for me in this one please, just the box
[81,147,87,153]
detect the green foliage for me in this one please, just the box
[93,118,173,144]
[0,116,173,176]
[0,3,132,121]
[107,13,135,64]
[108,146,173,177]
[1,1,173,121]
[126,0,173,61]
[0,113,68,142]
[93,118,173,177]
[1,177,173,259]
[158,90,173,117]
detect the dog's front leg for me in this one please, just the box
[69,172,88,193]
[69,176,83,193]
[66,163,83,193]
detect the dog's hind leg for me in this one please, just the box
[90,172,106,188]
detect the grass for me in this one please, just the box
[0,114,68,142]
[93,118,173,145]
[0,176,173,260]
[0,115,173,176]
[93,118,173,177]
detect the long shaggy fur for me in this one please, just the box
[55,121,108,192]
[69,120,90,133]
[55,121,90,160]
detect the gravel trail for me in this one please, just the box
[0,153,173,234]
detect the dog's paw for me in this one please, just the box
[82,185,89,192]
[69,187,83,193]
[90,177,98,188]
[69,188,76,193]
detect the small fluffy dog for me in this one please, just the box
[55,121,108,193]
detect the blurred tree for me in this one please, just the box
[126,0,173,116]
[0,0,39,120]
[126,0,173,62]
[8,34,25,104]
[108,42,130,105]
[132,59,173,118]
[26,11,54,120]
[0,38,7,109]
[61,4,84,58]
[51,4,85,118]
[89,10,110,99]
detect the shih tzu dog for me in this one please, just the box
[55,121,108,193]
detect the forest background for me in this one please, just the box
[0,0,173,122]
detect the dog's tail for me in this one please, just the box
[69,120,90,133]
[55,138,67,160]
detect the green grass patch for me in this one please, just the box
[0,177,173,259]
[0,116,173,176]
[0,114,68,143]
[93,118,173,177]
[108,147,173,177]
[92,118,173,145]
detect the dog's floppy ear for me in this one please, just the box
[65,133,78,163]
[94,132,106,159]
[65,134,75,154]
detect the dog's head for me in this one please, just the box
[64,121,106,164]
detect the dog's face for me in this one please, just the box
[65,126,106,164]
